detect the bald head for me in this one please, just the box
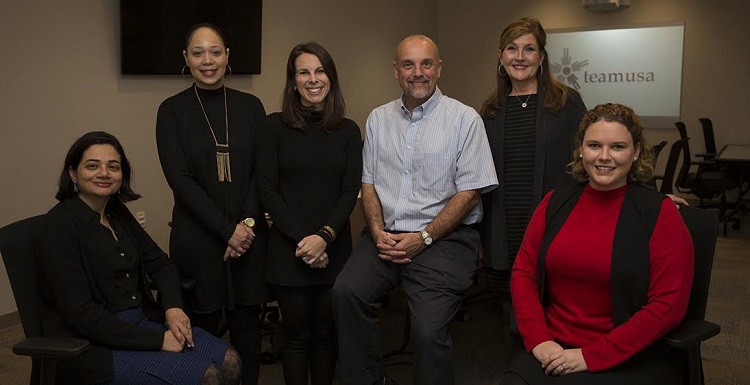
[395,35,440,62]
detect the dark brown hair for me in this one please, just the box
[184,22,227,50]
[281,42,346,131]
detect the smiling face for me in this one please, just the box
[394,36,442,111]
[69,144,123,208]
[183,27,229,90]
[294,53,330,109]
[499,33,544,90]
[581,120,641,191]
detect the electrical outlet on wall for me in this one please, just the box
[135,211,146,228]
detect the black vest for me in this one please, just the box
[538,182,665,325]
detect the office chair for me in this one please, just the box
[647,140,670,190]
[654,139,687,194]
[0,215,90,385]
[697,118,717,160]
[675,137,735,209]
[665,205,721,385]
[651,140,669,162]
[675,121,689,141]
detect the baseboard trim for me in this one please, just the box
[0,311,21,331]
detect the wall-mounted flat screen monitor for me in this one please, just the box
[547,24,684,127]
[120,0,262,75]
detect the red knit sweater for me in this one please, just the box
[511,184,694,372]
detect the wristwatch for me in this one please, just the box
[241,217,256,229]
[420,230,433,246]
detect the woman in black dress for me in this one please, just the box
[37,131,240,385]
[258,42,362,385]
[156,23,267,385]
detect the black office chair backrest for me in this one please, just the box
[651,140,669,163]
[675,136,697,191]
[675,121,689,141]
[678,205,719,321]
[698,118,717,157]
[660,139,687,194]
[0,215,46,339]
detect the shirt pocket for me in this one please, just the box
[419,153,454,192]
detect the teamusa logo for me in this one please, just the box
[550,48,589,90]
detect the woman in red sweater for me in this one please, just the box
[502,103,694,385]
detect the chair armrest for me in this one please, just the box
[690,159,716,167]
[695,152,716,159]
[12,336,90,358]
[664,319,720,349]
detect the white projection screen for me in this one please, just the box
[546,24,684,127]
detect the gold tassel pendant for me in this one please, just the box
[217,146,232,182]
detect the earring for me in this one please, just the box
[497,65,507,76]
[223,64,233,81]
[633,157,638,161]
[73,183,78,193]
[181,65,192,83]
[538,65,543,76]
[579,154,583,158]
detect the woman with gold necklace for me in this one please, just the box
[156,22,267,385]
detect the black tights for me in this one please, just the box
[272,284,337,385]
[189,304,263,385]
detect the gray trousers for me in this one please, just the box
[331,226,479,385]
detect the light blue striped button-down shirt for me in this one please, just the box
[362,88,499,232]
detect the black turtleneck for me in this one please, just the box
[257,112,362,286]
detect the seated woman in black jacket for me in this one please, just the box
[35,131,241,385]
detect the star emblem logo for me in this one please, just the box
[550,48,589,90]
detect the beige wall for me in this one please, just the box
[0,0,435,318]
[2,0,749,318]
[437,0,750,172]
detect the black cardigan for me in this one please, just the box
[35,197,182,384]
[480,86,586,270]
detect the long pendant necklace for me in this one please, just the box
[194,85,232,182]
[515,93,533,108]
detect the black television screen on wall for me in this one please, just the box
[120,0,262,75]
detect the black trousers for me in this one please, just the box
[272,284,337,385]
[331,226,479,385]
[189,304,262,385]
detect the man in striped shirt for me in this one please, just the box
[332,35,498,385]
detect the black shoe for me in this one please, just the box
[382,375,399,385]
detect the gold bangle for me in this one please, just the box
[322,225,336,240]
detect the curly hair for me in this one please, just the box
[568,103,654,183]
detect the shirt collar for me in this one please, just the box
[63,196,121,225]
[399,87,443,120]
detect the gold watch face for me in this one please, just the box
[243,217,255,228]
